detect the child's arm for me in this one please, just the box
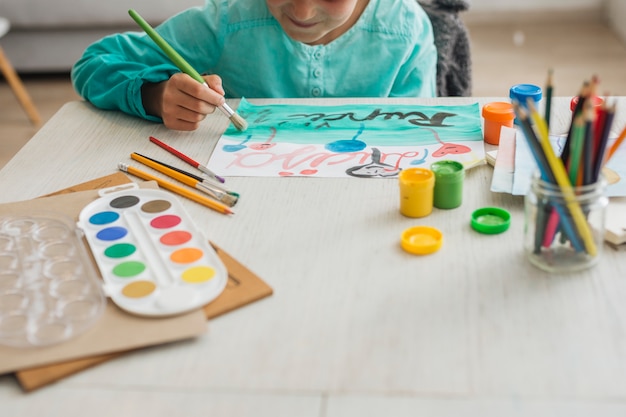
[71,5,223,128]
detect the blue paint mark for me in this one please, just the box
[410,149,429,165]
[325,123,366,153]
[223,135,251,152]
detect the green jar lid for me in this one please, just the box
[471,207,511,234]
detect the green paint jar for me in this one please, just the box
[430,160,465,209]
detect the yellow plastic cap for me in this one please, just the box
[400,226,443,255]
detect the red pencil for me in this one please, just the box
[149,136,225,183]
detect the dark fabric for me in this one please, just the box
[417,0,472,97]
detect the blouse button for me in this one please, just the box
[311,87,321,97]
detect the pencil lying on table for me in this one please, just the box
[135,149,238,199]
[118,162,234,215]
[131,152,238,207]
[128,8,248,132]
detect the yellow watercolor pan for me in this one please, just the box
[77,185,228,317]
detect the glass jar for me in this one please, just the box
[524,173,608,272]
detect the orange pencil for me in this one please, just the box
[605,125,626,164]
[118,163,234,215]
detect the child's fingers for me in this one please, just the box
[203,74,225,96]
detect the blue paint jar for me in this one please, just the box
[509,84,542,124]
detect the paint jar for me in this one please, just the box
[399,168,435,218]
[510,83,542,124]
[481,102,515,145]
[430,160,465,209]
[524,172,608,272]
[570,95,604,115]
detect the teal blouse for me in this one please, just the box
[71,0,437,122]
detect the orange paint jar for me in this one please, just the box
[481,102,515,145]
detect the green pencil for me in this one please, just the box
[544,69,553,129]
[568,114,585,186]
[128,9,247,131]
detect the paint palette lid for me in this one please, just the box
[77,185,228,317]
[401,226,443,255]
[471,207,511,234]
[0,212,106,348]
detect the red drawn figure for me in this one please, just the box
[249,127,277,150]
[425,128,471,157]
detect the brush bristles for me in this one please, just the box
[219,193,239,207]
[229,112,248,132]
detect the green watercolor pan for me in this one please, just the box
[77,185,228,317]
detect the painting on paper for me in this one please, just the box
[206,99,485,178]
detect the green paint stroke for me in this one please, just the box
[224,98,483,147]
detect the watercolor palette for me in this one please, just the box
[0,213,106,347]
[77,185,227,317]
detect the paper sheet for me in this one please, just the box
[490,126,517,194]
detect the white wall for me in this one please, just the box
[468,0,603,13]
[605,0,626,43]
[465,0,605,23]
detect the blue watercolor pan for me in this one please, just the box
[77,185,228,317]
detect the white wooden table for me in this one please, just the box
[2,97,626,416]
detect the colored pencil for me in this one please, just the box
[568,115,585,186]
[592,102,615,181]
[528,101,597,256]
[605,125,626,163]
[149,136,225,183]
[561,82,590,165]
[544,69,553,129]
[128,9,248,132]
[118,163,234,215]
[582,99,596,186]
[131,152,238,207]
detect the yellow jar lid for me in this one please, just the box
[401,226,443,255]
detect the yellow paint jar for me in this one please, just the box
[398,168,435,218]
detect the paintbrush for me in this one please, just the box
[128,9,248,132]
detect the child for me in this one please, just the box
[72,0,437,131]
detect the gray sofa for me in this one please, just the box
[0,0,202,72]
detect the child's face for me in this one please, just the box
[266,0,369,45]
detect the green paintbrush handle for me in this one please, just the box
[128,9,205,84]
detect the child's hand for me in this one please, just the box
[142,73,227,131]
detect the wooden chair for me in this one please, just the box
[0,17,41,125]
